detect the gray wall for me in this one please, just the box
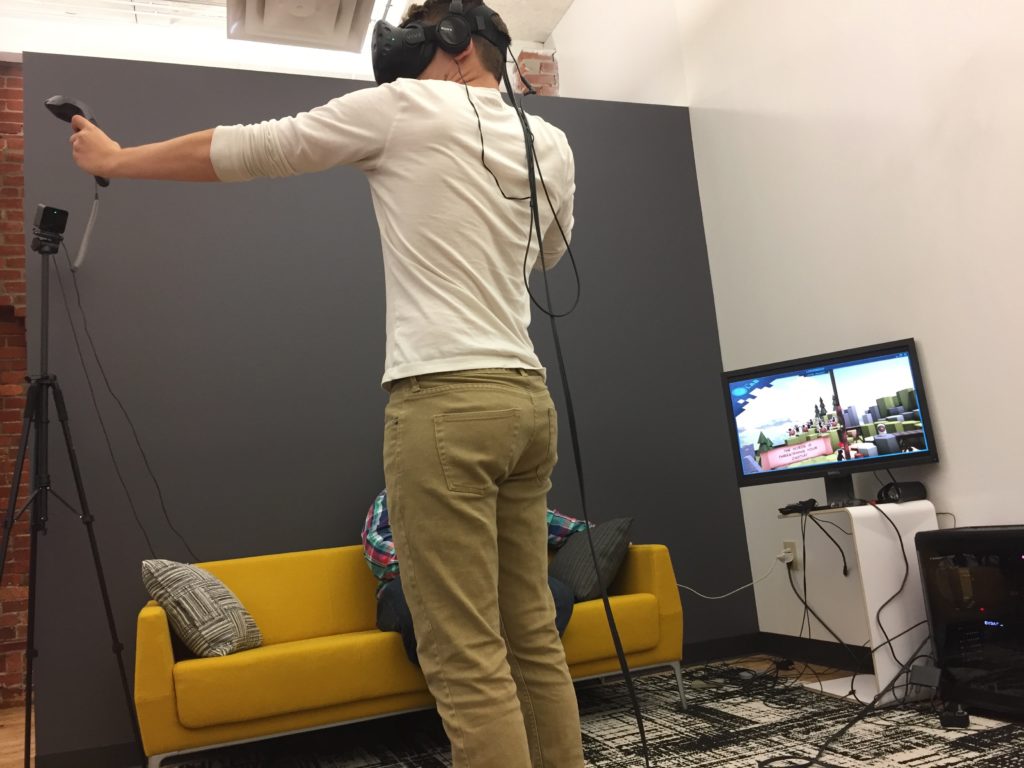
[23,52,754,762]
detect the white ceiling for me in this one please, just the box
[0,0,575,44]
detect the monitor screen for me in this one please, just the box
[723,339,938,488]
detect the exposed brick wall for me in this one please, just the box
[514,50,559,97]
[0,60,29,709]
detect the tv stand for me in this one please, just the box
[803,500,937,705]
[823,472,856,507]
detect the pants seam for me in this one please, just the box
[503,619,546,768]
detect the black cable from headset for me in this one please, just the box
[56,243,198,563]
[459,81,530,202]
[527,148,581,318]
[509,73,652,767]
[451,54,649,764]
[457,60,653,765]
[456,59,582,319]
[509,54,582,319]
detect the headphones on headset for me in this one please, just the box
[371,1,510,85]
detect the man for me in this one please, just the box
[362,488,586,664]
[69,2,581,766]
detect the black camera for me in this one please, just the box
[33,204,69,236]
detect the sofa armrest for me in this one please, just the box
[610,545,678,601]
[135,601,176,706]
[609,544,683,647]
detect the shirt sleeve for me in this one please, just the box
[535,142,575,272]
[210,83,401,182]
[546,507,591,548]
[361,490,399,582]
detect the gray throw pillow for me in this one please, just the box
[548,517,633,602]
[141,559,262,658]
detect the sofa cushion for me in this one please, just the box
[174,629,426,728]
[141,559,262,658]
[549,517,633,601]
[562,593,660,666]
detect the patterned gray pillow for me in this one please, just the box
[141,559,262,658]
[548,517,633,602]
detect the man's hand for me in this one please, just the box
[68,117,217,182]
[70,114,121,178]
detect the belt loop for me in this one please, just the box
[517,368,528,377]
[410,375,420,392]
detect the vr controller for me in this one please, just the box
[45,95,110,188]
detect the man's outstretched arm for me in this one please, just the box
[70,114,218,182]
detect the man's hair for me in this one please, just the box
[403,0,510,81]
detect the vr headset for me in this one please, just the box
[371,0,511,85]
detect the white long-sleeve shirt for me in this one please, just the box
[210,78,575,385]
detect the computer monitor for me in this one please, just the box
[722,339,938,505]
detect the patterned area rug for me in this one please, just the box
[169,664,1024,767]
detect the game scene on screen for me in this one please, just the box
[729,354,930,477]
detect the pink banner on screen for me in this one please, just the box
[761,436,833,470]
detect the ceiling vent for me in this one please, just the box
[226,0,378,52]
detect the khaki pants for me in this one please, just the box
[383,369,585,768]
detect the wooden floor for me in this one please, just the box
[723,655,849,681]
[0,705,33,768]
[0,658,845,768]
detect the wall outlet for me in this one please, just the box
[781,540,799,569]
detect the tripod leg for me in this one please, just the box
[50,380,147,766]
[0,380,42,768]
[0,381,40,586]
[23,480,41,768]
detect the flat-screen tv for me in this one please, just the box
[722,339,938,505]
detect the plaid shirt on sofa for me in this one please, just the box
[361,489,590,593]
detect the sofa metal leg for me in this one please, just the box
[670,661,687,710]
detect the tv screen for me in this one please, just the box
[722,339,938,498]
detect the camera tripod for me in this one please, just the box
[0,209,145,767]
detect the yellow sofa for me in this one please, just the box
[135,543,684,767]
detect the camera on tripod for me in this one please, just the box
[31,204,68,256]
[34,204,69,236]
